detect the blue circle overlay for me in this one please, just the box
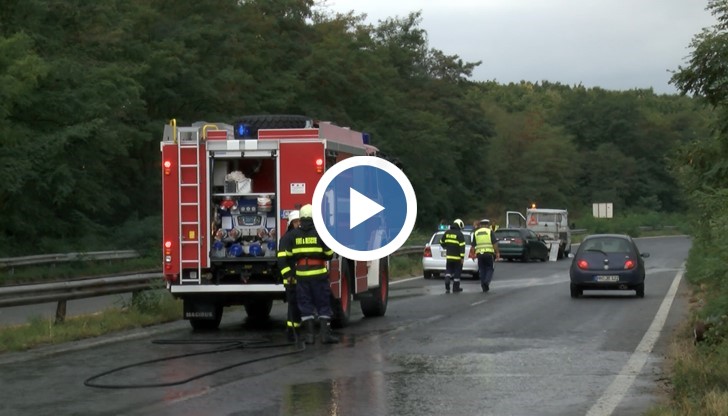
[321,165,407,252]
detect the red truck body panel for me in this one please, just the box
[160,118,390,328]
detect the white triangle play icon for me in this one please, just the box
[349,188,384,229]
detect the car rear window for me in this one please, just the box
[582,238,632,253]
[429,231,472,244]
[496,230,521,238]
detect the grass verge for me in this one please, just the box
[390,253,423,280]
[0,291,182,354]
[645,292,728,416]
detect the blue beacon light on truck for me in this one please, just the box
[234,122,253,139]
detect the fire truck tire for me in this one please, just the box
[360,258,389,317]
[189,306,223,331]
[331,261,353,329]
[233,115,313,130]
[244,298,273,321]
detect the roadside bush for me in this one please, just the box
[112,215,161,255]
[390,254,422,279]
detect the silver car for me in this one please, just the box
[422,230,478,279]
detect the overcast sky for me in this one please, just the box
[320,0,716,94]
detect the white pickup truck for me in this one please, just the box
[506,208,572,260]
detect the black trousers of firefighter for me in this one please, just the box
[444,260,463,293]
[296,275,339,344]
[285,281,301,341]
[296,275,334,319]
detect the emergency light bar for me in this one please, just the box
[234,122,254,139]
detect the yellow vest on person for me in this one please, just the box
[473,227,495,254]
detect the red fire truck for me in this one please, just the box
[161,115,390,330]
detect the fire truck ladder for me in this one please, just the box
[177,127,203,284]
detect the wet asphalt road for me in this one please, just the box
[0,236,691,416]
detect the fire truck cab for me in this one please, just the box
[161,115,390,330]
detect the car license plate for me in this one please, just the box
[595,275,619,282]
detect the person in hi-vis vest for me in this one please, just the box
[473,219,500,292]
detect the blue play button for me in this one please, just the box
[313,157,417,261]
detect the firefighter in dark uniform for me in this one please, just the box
[474,218,500,292]
[440,218,466,293]
[280,204,339,344]
[277,210,301,343]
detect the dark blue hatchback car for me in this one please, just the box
[569,234,649,298]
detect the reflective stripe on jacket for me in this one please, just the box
[474,227,495,254]
[440,229,465,261]
[280,218,334,278]
[277,225,296,279]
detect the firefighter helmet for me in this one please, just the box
[288,210,300,222]
[479,218,490,225]
[300,204,313,218]
[453,219,465,229]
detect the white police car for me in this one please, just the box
[422,228,478,279]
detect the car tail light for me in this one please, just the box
[423,246,432,257]
[513,238,523,245]
[468,246,476,259]
[624,259,635,269]
[577,259,589,269]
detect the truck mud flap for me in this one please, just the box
[184,299,219,320]
[184,298,224,331]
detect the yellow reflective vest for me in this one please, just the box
[473,227,495,254]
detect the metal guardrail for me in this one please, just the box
[0,250,140,272]
[0,246,425,324]
[393,245,424,256]
[0,273,160,309]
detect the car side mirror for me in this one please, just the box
[641,252,650,258]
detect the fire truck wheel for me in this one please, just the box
[189,306,223,331]
[360,258,389,318]
[244,298,273,322]
[331,261,353,329]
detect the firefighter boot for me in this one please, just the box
[286,326,298,343]
[453,281,463,293]
[303,319,316,345]
[445,274,451,293]
[319,318,339,344]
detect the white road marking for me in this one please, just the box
[392,276,425,285]
[585,264,685,416]
[470,300,487,306]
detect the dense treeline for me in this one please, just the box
[661,1,728,412]
[0,0,714,255]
